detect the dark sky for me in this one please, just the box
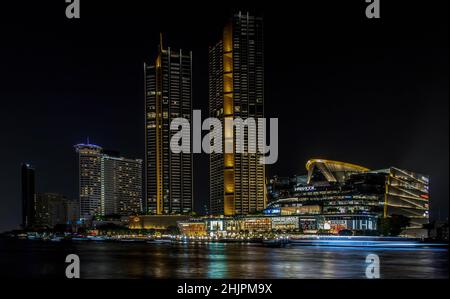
[0,1,448,231]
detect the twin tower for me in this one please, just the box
[144,12,266,216]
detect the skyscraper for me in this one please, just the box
[144,36,193,215]
[209,12,266,216]
[102,154,143,215]
[75,144,102,219]
[21,163,36,228]
[75,143,143,219]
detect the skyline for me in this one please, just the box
[0,1,448,231]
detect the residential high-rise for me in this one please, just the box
[144,36,193,215]
[209,12,266,216]
[102,154,143,215]
[21,163,36,228]
[75,144,102,219]
[75,143,143,219]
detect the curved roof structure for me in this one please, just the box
[306,159,369,184]
[306,159,369,172]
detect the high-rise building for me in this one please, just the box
[75,143,143,219]
[21,163,36,228]
[209,12,265,216]
[144,36,193,215]
[102,155,143,215]
[35,193,67,228]
[75,144,102,219]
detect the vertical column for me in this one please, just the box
[223,22,235,216]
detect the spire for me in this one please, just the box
[159,32,164,52]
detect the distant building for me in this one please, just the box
[209,12,266,216]
[21,163,36,228]
[428,220,449,241]
[35,193,67,228]
[144,36,193,215]
[75,143,143,219]
[65,199,80,225]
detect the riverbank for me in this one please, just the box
[3,233,447,248]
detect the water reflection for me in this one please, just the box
[0,240,447,279]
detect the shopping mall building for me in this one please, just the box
[178,159,429,236]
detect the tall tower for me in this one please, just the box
[144,36,193,215]
[21,163,36,228]
[209,12,265,216]
[75,144,102,219]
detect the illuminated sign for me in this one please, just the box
[263,208,280,214]
[294,186,315,192]
[272,217,298,224]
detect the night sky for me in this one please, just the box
[0,1,448,231]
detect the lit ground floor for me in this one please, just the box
[177,214,378,237]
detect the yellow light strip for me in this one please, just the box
[223,22,234,216]
[155,52,162,215]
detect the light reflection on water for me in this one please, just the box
[0,240,447,279]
